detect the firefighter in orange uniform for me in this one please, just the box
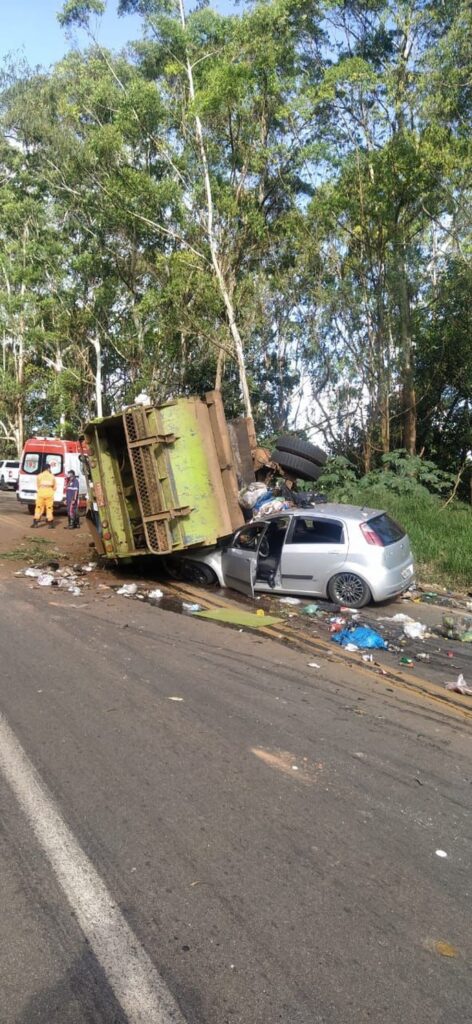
[32,465,57,528]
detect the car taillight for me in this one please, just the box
[360,522,384,546]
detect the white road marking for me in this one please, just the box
[0,712,186,1024]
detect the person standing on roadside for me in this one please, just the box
[32,464,56,529]
[65,469,80,529]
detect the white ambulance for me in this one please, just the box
[17,438,88,514]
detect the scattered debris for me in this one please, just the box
[435,850,448,858]
[148,588,164,601]
[332,626,388,650]
[37,573,55,587]
[403,621,429,640]
[168,696,184,702]
[378,612,414,624]
[445,674,472,696]
[182,602,202,613]
[440,613,472,642]
[307,661,320,669]
[400,656,414,665]
[302,603,320,616]
[432,941,458,958]
[197,607,281,627]
[279,596,301,605]
[116,583,138,597]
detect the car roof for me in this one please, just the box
[261,503,384,523]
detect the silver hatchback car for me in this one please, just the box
[172,504,415,608]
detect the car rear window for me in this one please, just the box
[6,461,19,468]
[367,513,405,546]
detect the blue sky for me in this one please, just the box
[1,0,237,69]
[0,1,145,68]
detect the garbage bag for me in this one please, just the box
[332,626,388,650]
[239,483,268,510]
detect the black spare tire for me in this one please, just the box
[271,450,323,482]
[275,436,327,466]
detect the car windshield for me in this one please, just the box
[367,513,405,545]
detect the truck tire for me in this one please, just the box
[271,450,323,482]
[275,436,327,466]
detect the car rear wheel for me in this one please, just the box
[271,450,323,482]
[275,436,327,466]
[328,572,371,608]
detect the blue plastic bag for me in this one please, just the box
[253,490,273,511]
[331,626,388,650]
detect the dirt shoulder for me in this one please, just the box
[0,492,92,577]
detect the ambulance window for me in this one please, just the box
[23,453,40,474]
[45,455,63,474]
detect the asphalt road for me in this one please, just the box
[0,573,471,1024]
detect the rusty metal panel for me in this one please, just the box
[227,418,256,487]
[205,391,245,532]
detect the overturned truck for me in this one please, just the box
[82,392,258,561]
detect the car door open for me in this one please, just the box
[221,522,268,596]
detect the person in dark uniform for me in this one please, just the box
[65,470,80,529]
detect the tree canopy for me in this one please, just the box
[0,0,470,494]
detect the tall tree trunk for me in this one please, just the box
[397,249,416,454]
[215,346,225,391]
[177,0,253,426]
[91,337,103,418]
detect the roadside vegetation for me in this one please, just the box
[0,537,59,564]
[318,453,472,591]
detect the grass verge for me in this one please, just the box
[0,537,59,564]
[341,485,472,592]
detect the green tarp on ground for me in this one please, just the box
[196,607,282,628]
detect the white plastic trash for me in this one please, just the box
[149,589,164,600]
[403,621,428,640]
[445,674,472,695]
[37,574,55,587]
[24,567,43,578]
[116,584,138,597]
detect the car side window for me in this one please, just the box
[232,524,266,551]
[288,518,344,544]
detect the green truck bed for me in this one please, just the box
[83,391,248,560]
